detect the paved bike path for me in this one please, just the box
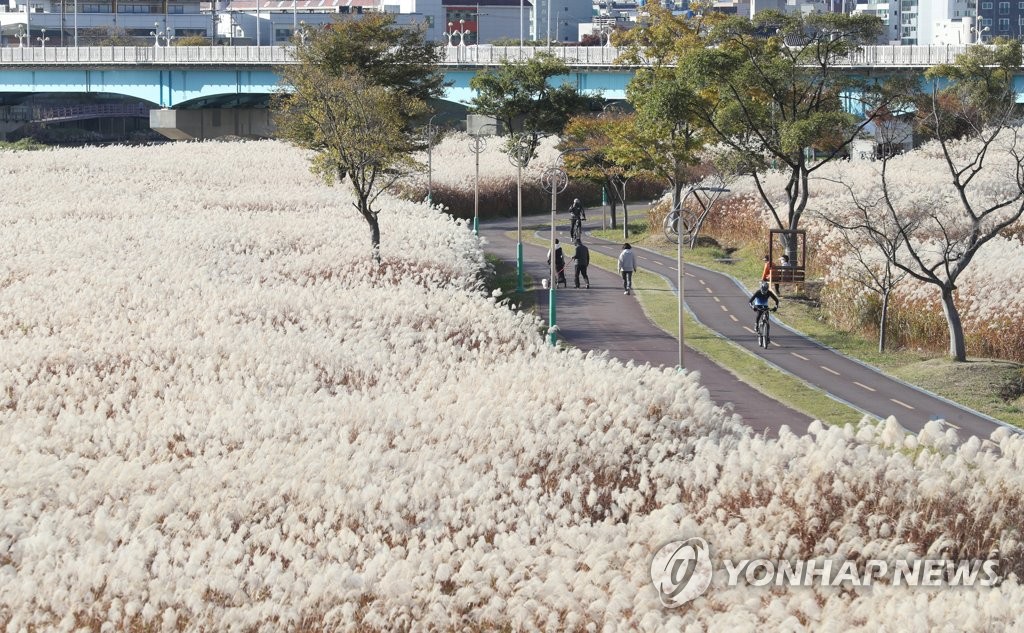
[480,216,813,436]
[577,221,1011,440]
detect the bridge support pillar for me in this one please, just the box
[150,108,275,141]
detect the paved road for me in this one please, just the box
[480,215,813,436]
[481,212,1013,440]
[574,219,1012,440]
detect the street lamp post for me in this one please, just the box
[468,123,497,235]
[669,185,728,369]
[16,26,26,48]
[542,166,568,346]
[151,22,161,47]
[426,113,440,205]
[470,134,486,236]
[74,0,78,47]
[507,135,532,293]
[519,0,523,48]
[37,29,49,49]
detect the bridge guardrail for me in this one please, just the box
[440,45,622,66]
[0,46,297,65]
[0,44,986,68]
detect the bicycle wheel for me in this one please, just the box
[756,313,768,348]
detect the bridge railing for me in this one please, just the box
[0,46,296,65]
[439,45,622,67]
[831,45,974,67]
[0,44,986,68]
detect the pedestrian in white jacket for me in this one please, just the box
[617,243,636,295]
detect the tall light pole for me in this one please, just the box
[426,113,439,205]
[508,134,532,293]
[151,22,161,47]
[546,0,551,48]
[292,0,297,36]
[519,0,523,48]
[468,123,497,235]
[542,166,568,346]
[73,0,78,46]
[37,29,49,49]
[669,185,728,369]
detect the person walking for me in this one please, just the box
[572,239,590,289]
[617,242,636,295]
[568,198,586,240]
[547,238,568,288]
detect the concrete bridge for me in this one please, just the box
[0,44,999,139]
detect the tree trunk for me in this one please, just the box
[940,286,967,361]
[360,203,381,264]
[609,200,618,229]
[879,289,890,353]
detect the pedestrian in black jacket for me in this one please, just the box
[572,239,590,289]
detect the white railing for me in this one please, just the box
[0,44,988,68]
[439,45,622,66]
[0,46,296,65]
[831,45,975,67]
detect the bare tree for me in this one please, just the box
[817,182,909,352]
[821,40,1024,361]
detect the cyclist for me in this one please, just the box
[568,198,586,240]
[748,280,780,343]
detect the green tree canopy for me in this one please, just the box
[273,18,436,261]
[682,10,890,237]
[300,14,447,108]
[469,52,593,162]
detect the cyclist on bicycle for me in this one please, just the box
[749,280,780,341]
[568,198,586,239]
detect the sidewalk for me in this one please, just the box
[480,216,814,436]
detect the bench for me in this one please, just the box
[772,268,805,284]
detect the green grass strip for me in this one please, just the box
[517,231,867,427]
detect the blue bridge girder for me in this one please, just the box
[0,44,1016,109]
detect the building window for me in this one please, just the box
[999,2,1009,13]
[982,1,992,8]
[999,17,1010,29]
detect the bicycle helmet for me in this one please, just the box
[760,281,769,292]
[573,198,581,205]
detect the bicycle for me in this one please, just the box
[753,305,777,349]
[569,216,583,241]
